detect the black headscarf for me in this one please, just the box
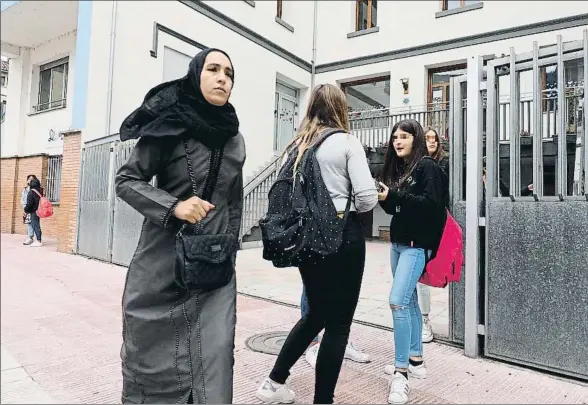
[119,48,239,149]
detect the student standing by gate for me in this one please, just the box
[377,119,447,404]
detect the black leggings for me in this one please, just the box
[269,213,366,404]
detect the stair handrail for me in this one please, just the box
[243,153,282,196]
[239,153,283,243]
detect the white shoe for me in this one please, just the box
[422,316,434,343]
[30,241,43,247]
[305,343,319,369]
[388,372,410,404]
[23,237,33,245]
[384,363,427,379]
[344,341,371,363]
[256,377,295,404]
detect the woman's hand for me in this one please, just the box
[173,196,215,224]
[377,182,389,201]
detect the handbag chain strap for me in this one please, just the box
[182,139,224,235]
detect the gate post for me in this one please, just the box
[464,55,484,358]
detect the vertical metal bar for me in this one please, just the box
[556,35,567,197]
[106,142,117,263]
[509,48,520,197]
[448,78,455,206]
[532,41,544,197]
[584,29,588,197]
[483,61,497,359]
[464,55,483,358]
[452,77,463,202]
[486,62,498,199]
[74,146,85,254]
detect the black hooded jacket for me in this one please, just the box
[24,179,43,214]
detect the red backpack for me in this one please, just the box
[32,189,54,218]
[419,209,463,288]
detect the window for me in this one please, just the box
[277,0,282,19]
[356,0,377,31]
[1,74,6,87]
[342,76,390,116]
[46,155,63,203]
[35,57,68,113]
[1,100,6,123]
[442,0,480,11]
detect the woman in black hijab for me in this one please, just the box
[115,48,246,404]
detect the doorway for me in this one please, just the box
[427,63,467,110]
[274,82,299,152]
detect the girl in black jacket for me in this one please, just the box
[377,119,447,404]
[24,178,43,247]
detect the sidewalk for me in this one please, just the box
[1,234,587,404]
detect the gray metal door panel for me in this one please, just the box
[77,143,112,261]
[111,140,146,267]
[449,202,466,344]
[448,75,468,345]
[485,201,588,379]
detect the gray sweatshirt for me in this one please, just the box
[283,132,378,213]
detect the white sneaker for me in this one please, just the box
[23,237,33,245]
[256,377,295,404]
[344,341,371,363]
[305,343,319,369]
[384,363,427,379]
[422,316,434,343]
[30,241,43,247]
[388,372,410,404]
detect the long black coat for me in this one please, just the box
[115,134,245,403]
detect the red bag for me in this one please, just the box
[419,209,463,288]
[32,189,54,218]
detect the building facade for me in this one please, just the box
[1,0,586,243]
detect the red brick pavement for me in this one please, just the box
[1,234,587,404]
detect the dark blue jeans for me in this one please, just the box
[30,213,42,242]
[301,287,319,343]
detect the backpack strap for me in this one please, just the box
[31,189,42,197]
[300,128,354,219]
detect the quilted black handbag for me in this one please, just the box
[174,140,238,292]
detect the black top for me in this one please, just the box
[24,180,43,214]
[379,157,447,252]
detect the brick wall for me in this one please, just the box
[1,157,18,233]
[1,131,82,253]
[56,132,82,253]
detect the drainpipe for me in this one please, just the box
[105,0,118,138]
[310,0,318,89]
[105,0,118,263]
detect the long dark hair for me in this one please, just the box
[424,126,447,162]
[380,119,428,187]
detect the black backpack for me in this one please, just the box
[259,128,352,268]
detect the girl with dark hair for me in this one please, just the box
[23,177,43,247]
[417,126,451,343]
[424,126,449,178]
[115,48,245,404]
[377,119,447,404]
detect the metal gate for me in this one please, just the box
[76,142,113,261]
[450,30,588,379]
[76,137,153,267]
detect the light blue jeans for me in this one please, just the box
[389,243,428,369]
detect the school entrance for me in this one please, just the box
[446,31,587,380]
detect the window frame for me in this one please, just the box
[355,0,377,32]
[35,57,69,113]
[441,0,480,11]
